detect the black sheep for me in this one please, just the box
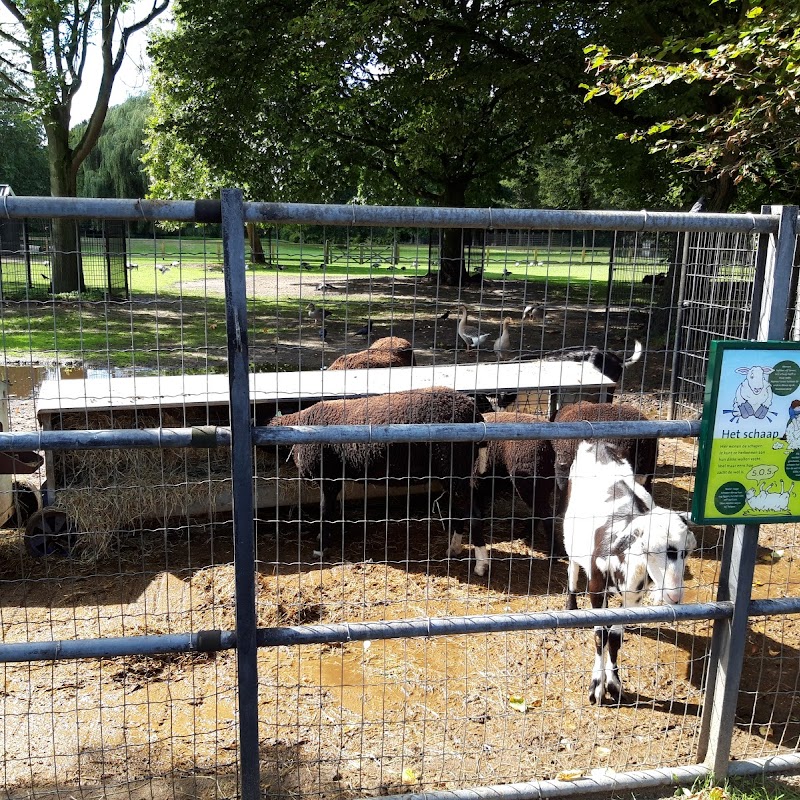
[473,411,559,556]
[539,340,642,385]
[269,387,488,573]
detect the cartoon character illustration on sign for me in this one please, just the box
[785,399,800,448]
[773,399,800,451]
[730,365,775,421]
[745,481,794,513]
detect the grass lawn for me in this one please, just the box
[0,239,658,370]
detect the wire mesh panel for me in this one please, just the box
[0,215,239,796]
[0,218,131,300]
[0,199,796,800]
[671,230,760,419]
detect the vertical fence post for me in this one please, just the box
[696,205,798,776]
[695,523,759,775]
[668,227,693,419]
[221,189,261,800]
[757,206,798,341]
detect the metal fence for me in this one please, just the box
[0,216,129,299]
[0,194,798,800]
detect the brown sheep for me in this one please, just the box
[368,336,415,363]
[327,336,415,370]
[474,411,559,556]
[550,401,658,515]
[268,387,488,574]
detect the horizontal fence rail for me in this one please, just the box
[0,419,703,452]
[4,596,799,664]
[2,195,782,232]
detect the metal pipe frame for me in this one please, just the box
[2,594,798,664]
[2,196,780,234]
[0,419,702,453]
[375,754,800,800]
[221,189,261,800]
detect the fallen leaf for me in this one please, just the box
[401,767,419,785]
[759,725,773,737]
[595,746,612,757]
[556,770,584,782]
[508,695,528,713]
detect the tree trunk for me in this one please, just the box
[46,108,84,294]
[247,223,266,263]
[438,181,470,287]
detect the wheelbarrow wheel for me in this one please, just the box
[24,509,79,558]
[7,481,40,528]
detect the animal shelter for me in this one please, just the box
[0,194,798,800]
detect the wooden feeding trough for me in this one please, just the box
[31,360,615,556]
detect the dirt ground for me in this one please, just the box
[3,272,800,798]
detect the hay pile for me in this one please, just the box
[48,409,295,558]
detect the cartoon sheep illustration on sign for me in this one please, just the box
[746,481,794,514]
[732,365,774,420]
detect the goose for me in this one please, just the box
[457,305,491,351]
[306,303,332,324]
[493,317,514,361]
[522,304,545,323]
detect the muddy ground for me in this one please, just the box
[2,272,799,798]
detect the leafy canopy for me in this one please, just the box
[146,0,646,207]
[583,0,800,194]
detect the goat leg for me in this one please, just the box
[590,627,609,705]
[565,559,581,610]
[602,625,624,704]
[467,495,488,577]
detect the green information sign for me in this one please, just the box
[693,340,800,524]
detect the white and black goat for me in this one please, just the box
[562,440,696,705]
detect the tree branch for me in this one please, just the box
[0,0,24,25]
[71,0,168,177]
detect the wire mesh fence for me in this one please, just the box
[0,197,797,800]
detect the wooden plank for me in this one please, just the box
[36,361,615,417]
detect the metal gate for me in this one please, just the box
[0,194,797,800]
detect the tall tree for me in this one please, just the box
[147,0,724,283]
[0,103,49,194]
[76,94,150,198]
[144,0,583,284]
[583,0,799,208]
[0,0,168,291]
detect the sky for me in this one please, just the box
[0,1,169,127]
[71,1,170,125]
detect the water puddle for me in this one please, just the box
[2,365,138,397]
[314,643,410,717]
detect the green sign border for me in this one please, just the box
[692,339,800,525]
